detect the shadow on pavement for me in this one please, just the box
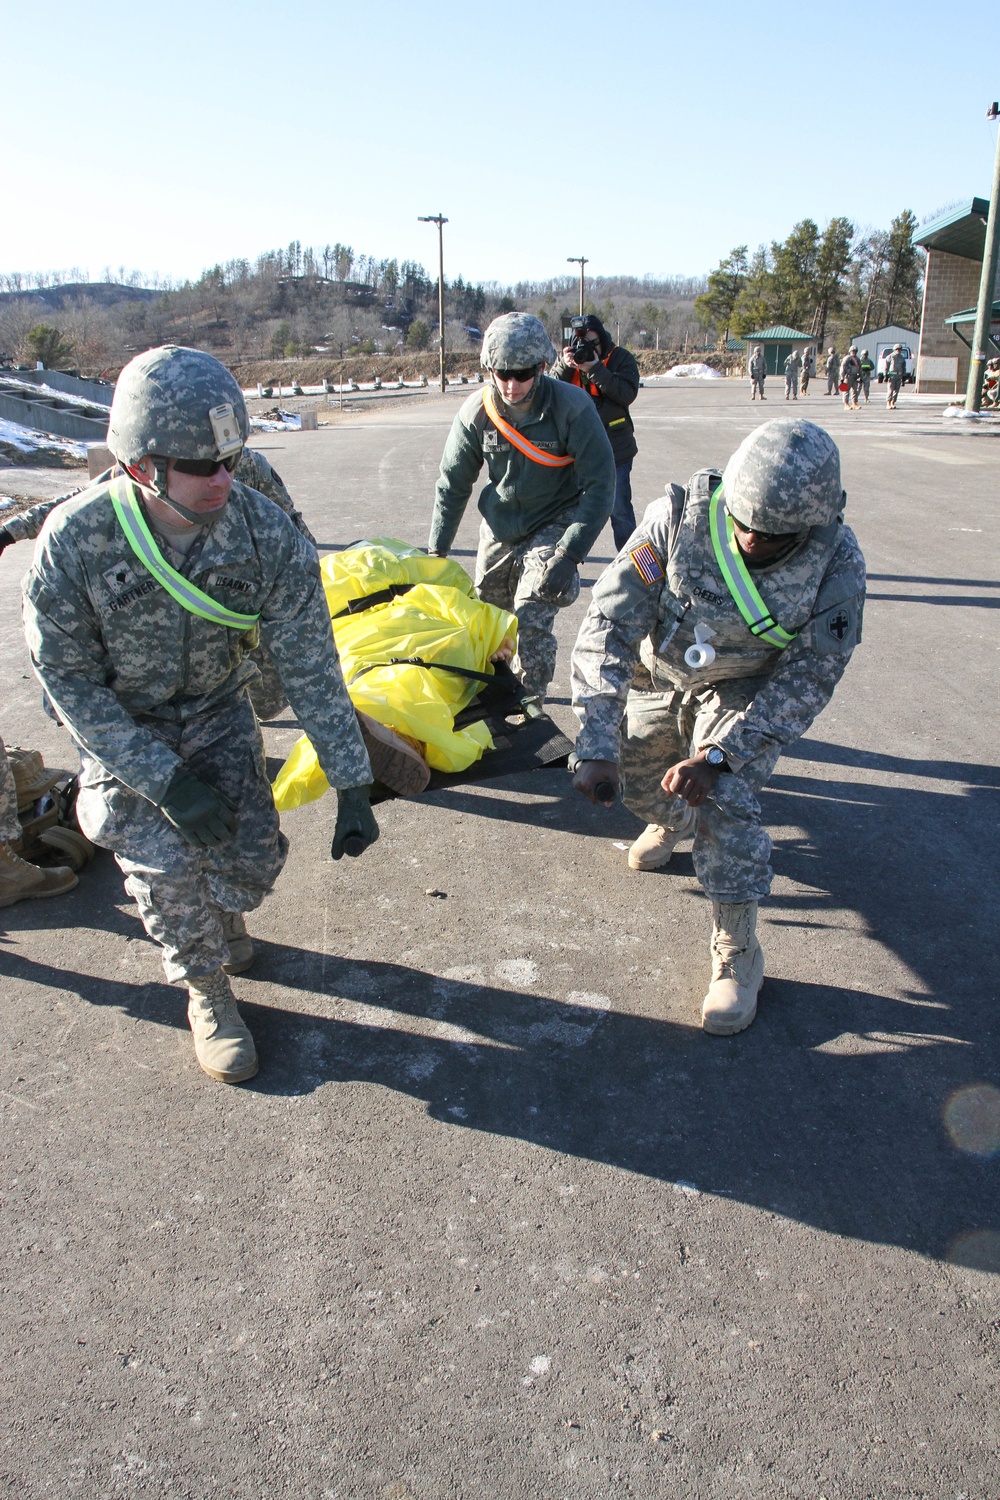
[1,740,996,1270]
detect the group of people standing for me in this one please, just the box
[2,312,864,1084]
[749,342,909,409]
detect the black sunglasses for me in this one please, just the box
[169,453,241,477]
[495,366,539,383]
[732,521,800,543]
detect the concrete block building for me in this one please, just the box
[915,199,1000,393]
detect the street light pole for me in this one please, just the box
[419,213,448,393]
[567,256,588,316]
[965,103,1000,412]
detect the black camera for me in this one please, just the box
[566,317,598,364]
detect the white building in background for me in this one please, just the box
[850,323,919,380]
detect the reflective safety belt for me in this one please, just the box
[708,487,797,650]
[482,387,574,468]
[109,477,261,630]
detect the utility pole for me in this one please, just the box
[419,214,448,393]
[567,256,588,316]
[965,103,1000,411]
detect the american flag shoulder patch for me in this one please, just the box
[629,542,665,586]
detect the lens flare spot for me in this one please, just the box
[946,1229,1000,1274]
[943,1083,1000,1156]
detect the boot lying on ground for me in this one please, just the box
[187,969,258,1084]
[220,910,254,975]
[701,900,764,1036]
[627,806,697,870]
[0,840,78,909]
[356,711,430,797]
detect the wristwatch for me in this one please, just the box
[704,746,730,771]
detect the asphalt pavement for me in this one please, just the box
[2,377,998,1498]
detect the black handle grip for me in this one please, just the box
[594,780,617,804]
[344,835,367,857]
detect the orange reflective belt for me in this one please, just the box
[482,387,574,468]
[568,351,612,396]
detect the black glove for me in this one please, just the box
[158,770,237,847]
[331,785,379,860]
[0,527,13,558]
[535,548,579,604]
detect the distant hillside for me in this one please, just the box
[0,243,708,378]
[0,282,161,311]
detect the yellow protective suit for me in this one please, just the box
[272,540,516,810]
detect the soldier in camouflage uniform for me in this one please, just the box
[749,346,767,401]
[570,419,865,1036]
[0,735,79,907]
[884,343,907,409]
[825,348,839,395]
[22,346,377,1085]
[839,347,862,409]
[783,348,802,401]
[428,313,615,699]
[1,445,310,723]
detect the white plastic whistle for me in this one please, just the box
[684,623,716,670]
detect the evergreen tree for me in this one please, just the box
[25,323,75,368]
[883,210,922,328]
[731,246,774,337]
[695,246,749,344]
[770,221,820,331]
[810,217,854,345]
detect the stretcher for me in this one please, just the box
[271,540,572,810]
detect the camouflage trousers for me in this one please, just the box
[75,694,288,984]
[622,677,783,903]
[784,372,799,399]
[475,514,580,699]
[750,375,766,399]
[0,737,21,843]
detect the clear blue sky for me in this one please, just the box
[5,0,998,287]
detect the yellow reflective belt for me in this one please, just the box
[708,487,796,650]
[109,477,260,631]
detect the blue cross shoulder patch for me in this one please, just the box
[629,541,665,586]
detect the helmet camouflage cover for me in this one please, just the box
[721,419,843,532]
[480,313,556,371]
[108,345,249,464]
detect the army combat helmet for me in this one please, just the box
[721,419,844,533]
[480,313,556,373]
[108,345,248,520]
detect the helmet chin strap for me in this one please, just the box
[132,459,220,526]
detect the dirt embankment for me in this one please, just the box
[230,348,741,386]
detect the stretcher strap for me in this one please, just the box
[349,655,495,687]
[332,583,414,619]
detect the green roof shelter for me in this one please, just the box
[914,198,995,392]
[742,326,815,378]
[944,300,1000,357]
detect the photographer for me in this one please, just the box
[551,314,640,551]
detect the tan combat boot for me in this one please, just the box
[356,711,430,797]
[701,900,764,1036]
[220,911,254,975]
[0,840,78,908]
[627,806,697,870]
[187,970,258,1083]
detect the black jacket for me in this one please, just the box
[551,339,639,464]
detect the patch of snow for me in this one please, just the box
[646,363,723,381]
[0,417,86,458]
[942,404,997,421]
[0,376,110,411]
